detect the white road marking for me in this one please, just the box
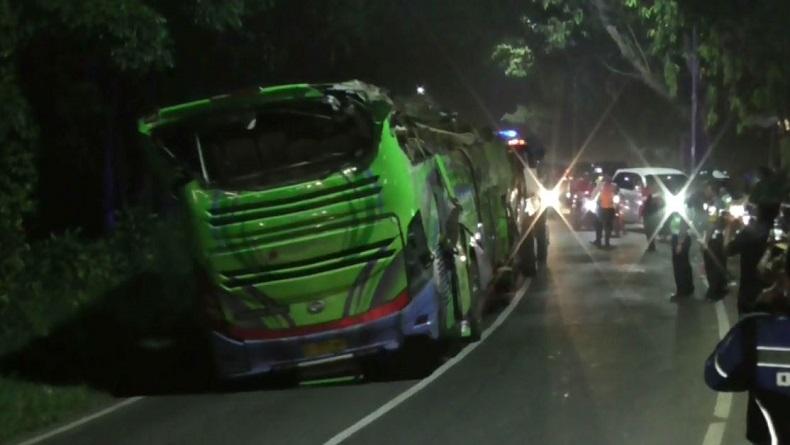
[15,396,145,445]
[323,278,531,445]
[702,422,726,445]
[714,299,730,341]
[702,300,733,445]
[713,393,732,420]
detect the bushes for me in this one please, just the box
[0,210,193,357]
[0,209,199,442]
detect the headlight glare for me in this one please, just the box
[584,199,598,213]
[665,193,686,216]
[539,188,560,209]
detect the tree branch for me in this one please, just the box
[591,0,674,103]
[599,59,642,80]
[627,23,651,73]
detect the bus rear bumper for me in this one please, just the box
[211,281,440,380]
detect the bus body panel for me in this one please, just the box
[140,82,522,378]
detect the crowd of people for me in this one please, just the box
[701,169,789,445]
[584,167,789,444]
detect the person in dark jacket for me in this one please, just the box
[642,179,661,252]
[670,221,695,299]
[704,249,790,445]
[726,203,780,314]
[669,189,703,300]
[702,182,732,301]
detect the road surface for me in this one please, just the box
[22,220,750,445]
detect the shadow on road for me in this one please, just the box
[0,270,530,396]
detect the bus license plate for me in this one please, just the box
[302,339,347,358]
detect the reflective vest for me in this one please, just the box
[598,182,616,209]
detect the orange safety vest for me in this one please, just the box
[598,183,616,209]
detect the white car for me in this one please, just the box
[612,167,689,224]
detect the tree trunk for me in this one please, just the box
[689,25,699,172]
[571,71,579,160]
[550,75,567,166]
[103,86,118,233]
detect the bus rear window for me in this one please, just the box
[155,97,377,189]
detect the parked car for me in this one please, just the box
[612,167,689,225]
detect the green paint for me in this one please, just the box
[138,81,524,370]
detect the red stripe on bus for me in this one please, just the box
[224,289,410,340]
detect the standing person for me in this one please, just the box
[512,132,545,276]
[726,202,780,314]
[642,178,660,252]
[592,175,617,248]
[669,187,702,300]
[670,222,695,299]
[702,182,731,301]
[704,248,790,445]
[525,129,549,265]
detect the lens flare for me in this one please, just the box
[539,188,561,209]
[665,193,687,216]
[584,199,598,213]
[728,204,745,220]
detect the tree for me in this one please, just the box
[493,0,790,167]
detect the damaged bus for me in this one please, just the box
[138,81,525,380]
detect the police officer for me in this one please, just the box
[704,248,790,444]
[702,181,732,301]
[592,175,617,248]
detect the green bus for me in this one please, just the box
[139,81,525,380]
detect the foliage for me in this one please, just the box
[493,0,790,131]
[0,378,110,444]
[0,211,194,443]
[0,7,38,313]
[0,211,189,354]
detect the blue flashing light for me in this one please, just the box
[497,129,519,139]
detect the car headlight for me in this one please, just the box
[583,199,598,213]
[539,188,560,209]
[665,193,686,216]
[728,204,745,220]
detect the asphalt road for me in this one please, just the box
[27,220,750,445]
